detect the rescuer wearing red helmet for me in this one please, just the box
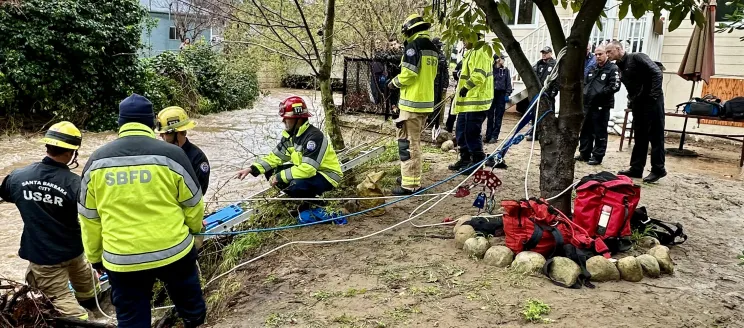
[235,96,343,198]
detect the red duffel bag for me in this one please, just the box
[502,198,611,259]
[573,172,640,254]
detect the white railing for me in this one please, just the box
[507,14,664,82]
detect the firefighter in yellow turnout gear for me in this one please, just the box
[0,122,98,320]
[78,94,206,327]
[448,33,495,174]
[387,14,438,195]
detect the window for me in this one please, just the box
[716,2,739,22]
[502,0,538,26]
[169,26,177,40]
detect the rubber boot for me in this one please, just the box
[460,151,486,175]
[448,150,471,171]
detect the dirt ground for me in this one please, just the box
[207,112,744,328]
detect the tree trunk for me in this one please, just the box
[476,0,606,214]
[318,0,345,150]
[538,0,608,214]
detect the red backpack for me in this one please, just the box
[502,198,611,259]
[573,172,641,254]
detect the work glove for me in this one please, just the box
[91,262,106,275]
[459,87,469,98]
[387,80,396,89]
[504,96,510,102]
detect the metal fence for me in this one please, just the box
[341,57,400,120]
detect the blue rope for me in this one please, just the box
[198,92,552,236]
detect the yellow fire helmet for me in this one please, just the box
[40,121,82,150]
[155,106,197,134]
[401,14,431,35]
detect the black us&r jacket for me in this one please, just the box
[182,139,210,195]
[0,157,83,265]
[615,52,663,105]
[533,58,559,98]
[583,62,621,109]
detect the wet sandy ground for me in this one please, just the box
[0,89,337,282]
[210,112,744,327]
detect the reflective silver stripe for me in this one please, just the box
[284,168,293,180]
[399,99,435,108]
[402,62,419,74]
[421,50,438,58]
[466,80,476,89]
[322,171,343,183]
[315,137,329,165]
[181,190,202,207]
[85,155,200,197]
[392,76,401,88]
[257,159,272,172]
[272,148,289,160]
[103,235,193,265]
[474,68,493,77]
[77,203,99,219]
[456,99,493,106]
[302,157,321,169]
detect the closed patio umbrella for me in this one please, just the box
[673,0,717,155]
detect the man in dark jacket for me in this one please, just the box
[1,122,97,320]
[528,46,558,141]
[485,54,512,144]
[584,42,597,78]
[428,37,450,130]
[605,41,667,183]
[577,45,621,165]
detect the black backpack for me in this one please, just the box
[722,97,744,119]
[630,207,687,246]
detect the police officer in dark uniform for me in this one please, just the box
[576,45,621,165]
[428,37,450,130]
[155,106,210,194]
[605,41,667,183]
[0,121,98,320]
[528,46,558,141]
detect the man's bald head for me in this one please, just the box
[605,41,625,61]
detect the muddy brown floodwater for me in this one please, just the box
[0,89,339,282]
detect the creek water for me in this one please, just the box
[0,89,336,281]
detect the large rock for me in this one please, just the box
[483,246,514,268]
[638,236,661,249]
[511,251,546,274]
[441,140,455,152]
[547,257,581,287]
[454,225,476,249]
[435,131,454,145]
[464,236,490,259]
[637,254,661,278]
[617,256,643,282]
[648,245,674,274]
[587,256,620,282]
[453,215,472,233]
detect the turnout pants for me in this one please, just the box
[485,90,507,141]
[280,174,335,198]
[578,106,611,161]
[456,111,488,160]
[26,254,97,320]
[630,96,666,174]
[397,110,428,190]
[108,247,206,328]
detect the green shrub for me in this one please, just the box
[0,1,259,131]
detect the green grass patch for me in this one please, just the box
[522,299,552,323]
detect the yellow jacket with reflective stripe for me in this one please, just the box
[391,31,439,113]
[78,123,205,273]
[454,46,494,113]
[250,121,343,187]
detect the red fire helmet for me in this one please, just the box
[278,96,312,119]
